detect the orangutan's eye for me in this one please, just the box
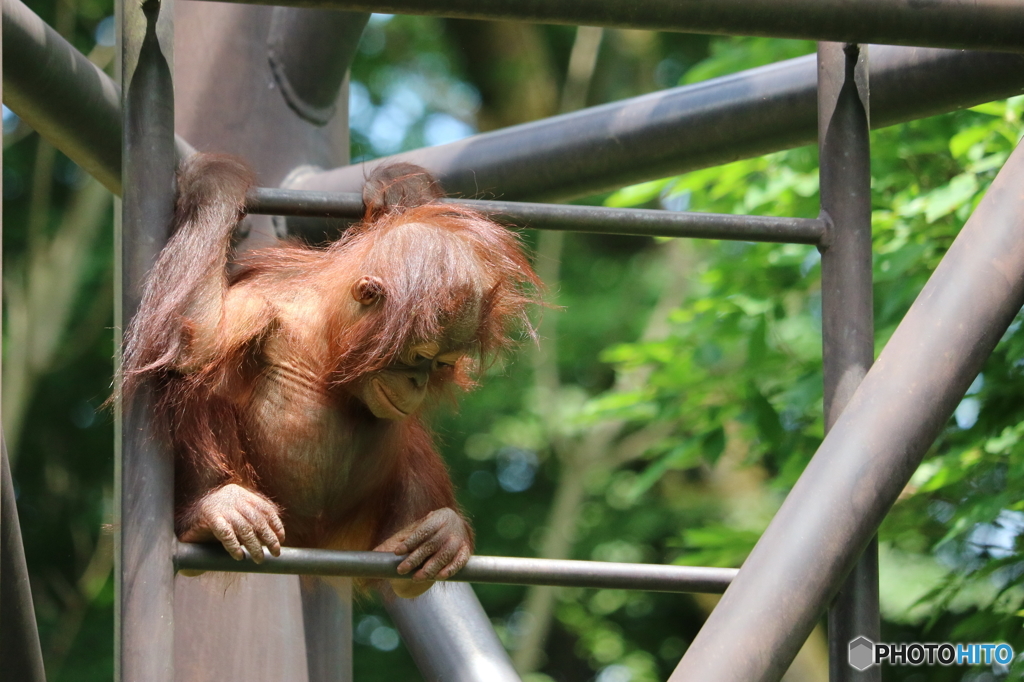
[435,353,462,369]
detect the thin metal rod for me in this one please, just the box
[817,43,880,682]
[246,187,364,217]
[189,0,1024,53]
[0,438,46,682]
[247,188,828,244]
[669,137,1024,682]
[297,46,1024,203]
[117,1,177,681]
[174,543,737,594]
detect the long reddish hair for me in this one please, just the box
[232,163,543,388]
[120,155,540,537]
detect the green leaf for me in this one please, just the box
[949,124,994,159]
[701,427,726,465]
[874,244,927,283]
[673,525,762,567]
[924,173,979,223]
[578,389,658,424]
[985,422,1024,454]
[969,101,1007,117]
[747,316,768,365]
[630,438,701,499]
[746,383,784,448]
[604,179,669,208]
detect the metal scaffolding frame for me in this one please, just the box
[195,0,1024,52]
[5,0,1024,200]
[1,0,1023,681]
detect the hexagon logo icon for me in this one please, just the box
[848,636,875,671]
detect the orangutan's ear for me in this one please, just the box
[352,276,385,306]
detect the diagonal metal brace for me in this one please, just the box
[670,137,1024,682]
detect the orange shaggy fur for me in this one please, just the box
[122,155,541,551]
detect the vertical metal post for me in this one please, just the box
[1,439,47,682]
[301,577,352,681]
[171,4,365,680]
[817,43,879,681]
[117,0,177,680]
[0,17,44,677]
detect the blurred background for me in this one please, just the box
[5,1,1024,681]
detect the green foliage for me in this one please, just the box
[672,526,760,568]
[599,35,1024,678]
[602,141,827,494]
[681,37,816,84]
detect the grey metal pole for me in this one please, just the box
[0,21,36,679]
[189,0,1024,53]
[247,188,828,244]
[266,7,368,127]
[2,0,121,192]
[0,438,46,682]
[170,3,366,680]
[817,43,879,682]
[386,583,521,682]
[296,46,1024,202]
[669,138,1024,682]
[175,543,738,593]
[117,0,177,680]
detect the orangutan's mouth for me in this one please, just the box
[372,379,409,419]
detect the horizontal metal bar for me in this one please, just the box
[297,46,1024,203]
[459,199,827,243]
[248,187,827,243]
[175,543,737,594]
[191,0,1024,53]
[248,187,365,217]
